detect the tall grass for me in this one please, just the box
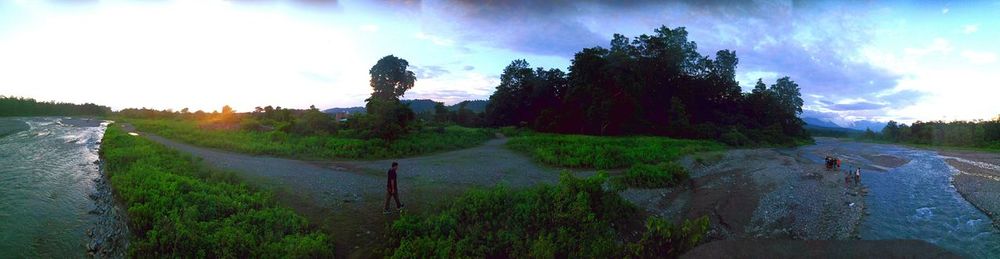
[387,172,709,258]
[126,118,494,160]
[507,133,725,169]
[101,125,333,257]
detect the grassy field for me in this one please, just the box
[506,132,725,188]
[100,124,333,257]
[124,118,495,160]
[506,133,725,169]
[387,172,709,258]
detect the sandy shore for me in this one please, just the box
[941,151,1000,228]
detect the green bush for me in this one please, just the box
[126,118,494,160]
[388,172,709,258]
[719,128,753,147]
[617,162,689,188]
[101,125,333,257]
[507,134,724,169]
[626,216,710,258]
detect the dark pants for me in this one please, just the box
[385,190,401,210]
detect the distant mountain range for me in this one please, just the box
[802,117,887,132]
[323,99,488,115]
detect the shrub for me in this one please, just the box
[626,216,710,258]
[389,172,634,258]
[101,125,333,257]
[617,162,689,188]
[388,172,709,258]
[507,134,724,169]
[719,128,753,147]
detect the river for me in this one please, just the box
[0,117,127,258]
[804,139,1000,258]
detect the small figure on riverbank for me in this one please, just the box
[384,162,405,214]
[854,167,862,186]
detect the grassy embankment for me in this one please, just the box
[124,118,494,160]
[504,129,726,187]
[100,124,333,257]
[388,172,709,258]
[379,129,723,257]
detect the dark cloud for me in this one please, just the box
[411,65,449,79]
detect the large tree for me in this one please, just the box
[368,55,416,102]
[364,55,417,140]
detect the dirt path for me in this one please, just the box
[118,124,558,257]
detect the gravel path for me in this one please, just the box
[118,124,560,257]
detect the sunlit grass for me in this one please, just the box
[125,118,494,160]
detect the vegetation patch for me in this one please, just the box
[101,125,333,257]
[126,118,494,160]
[507,133,724,169]
[616,162,689,188]
[387,172,709,258]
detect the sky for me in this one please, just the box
[0,0,997,125]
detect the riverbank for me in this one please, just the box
[682,239,960,258]
[623,145,870,242]
[941,151,1000,228]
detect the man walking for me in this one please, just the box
[384,162,404,214]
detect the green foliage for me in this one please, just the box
[100,125,332,257]
[126,118,493,160]
[0,96,111,116]
[482,26,810,145]
[507,133,724,169]
[365,55,418,140]
[625,216,710,258]
[388,173,709,258]
[860,118,1000,151]
[719,128,753,147]
[617,162,689,188]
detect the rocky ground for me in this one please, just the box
[940,151,1000,228]
[623,147,870,241]
[681,239,960,258]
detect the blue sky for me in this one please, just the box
[0,0,997,125]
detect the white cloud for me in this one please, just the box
[962,24,979,34]
[414,32,454,47]
[941,8,949,14]
[359,24,379,32]
[903,38,953,57]
[960,50,998,64]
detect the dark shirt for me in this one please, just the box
[387,168,397,189]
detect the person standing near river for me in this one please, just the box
[384,162,405,214]
[854,167,862,186]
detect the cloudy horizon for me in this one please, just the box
[0,0,997,126]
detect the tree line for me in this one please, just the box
[863,118,1000,149]
[0,96,111,117]
[484,26,809,146]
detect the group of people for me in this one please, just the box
[825,156,862,187]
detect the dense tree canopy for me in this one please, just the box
[368,55,416,102]
[865,118,1000,149]
[485,26,809,145]
[0,96,111,117]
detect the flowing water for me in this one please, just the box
[0,117,127,258]
[811,140,1000,258]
